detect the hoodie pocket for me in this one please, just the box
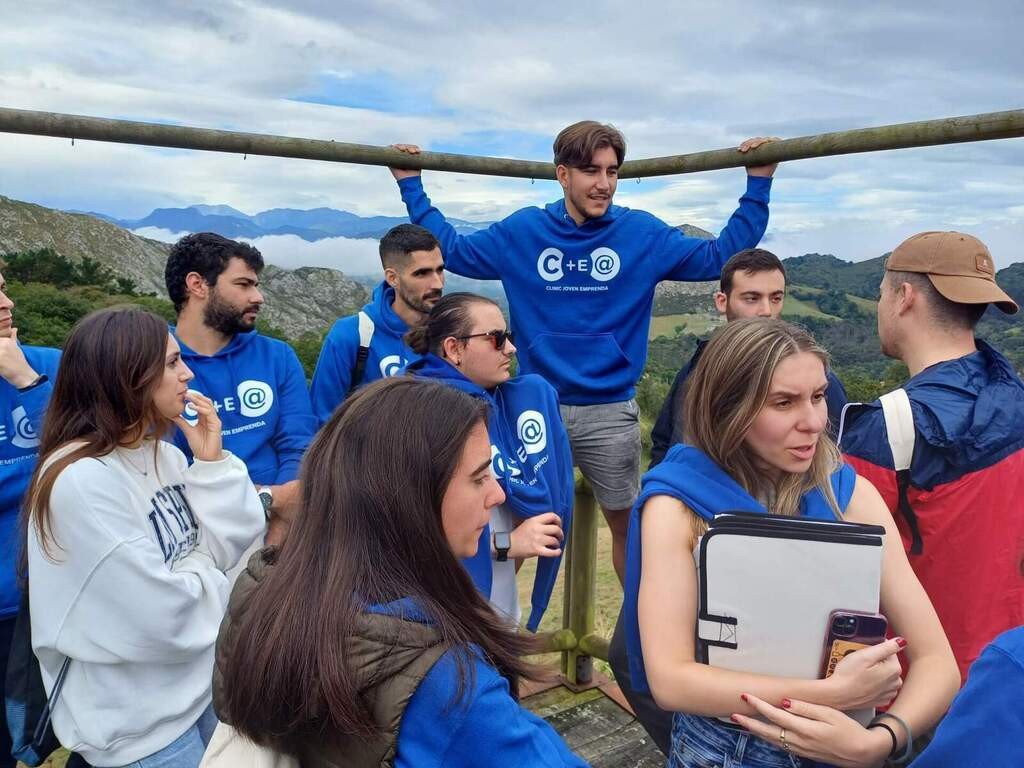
[526,332,632,395]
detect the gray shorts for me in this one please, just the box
[559,399,641,511]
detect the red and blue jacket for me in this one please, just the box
[840,341,1024,682]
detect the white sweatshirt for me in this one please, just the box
[27,440,264,767]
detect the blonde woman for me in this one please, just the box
[622,318,958,768]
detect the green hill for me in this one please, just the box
[782,253,887,299]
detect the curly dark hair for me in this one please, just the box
[165,232,264,312]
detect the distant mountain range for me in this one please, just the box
[81,203,722,247]
[0,195,367,337]
[83,204,489,241]
[7,194,1020,356]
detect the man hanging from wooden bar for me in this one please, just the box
[388,122,779,595]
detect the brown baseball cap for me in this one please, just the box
[887,231,1018,314]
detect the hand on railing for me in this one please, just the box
[389,144,422,180]
[509,512,564,559]
[739,136,781,178]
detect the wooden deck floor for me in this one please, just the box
[524,674,666,767]
[35,676,666,768]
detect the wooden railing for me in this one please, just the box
[1,106,1022,180]
[533,480,609,685]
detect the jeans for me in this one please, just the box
[116,704,218,768]
[0,616,17,768]
[670,711,806,768]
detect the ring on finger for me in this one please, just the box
[779,728,792,753]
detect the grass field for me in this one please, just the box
[787,284,878,316]
[648,313,722,339]
[781,294,839,320]
[846,294,878,314]
[36,750,67,767]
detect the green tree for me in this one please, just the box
[2,248,78,286]
[5,282,95,347]
[291,330,328,379]
[113,276,138,295]
[76,256,116,287]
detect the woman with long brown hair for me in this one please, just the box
[623,318,958,768]
[214,377,586,767]
[25,306,264,768]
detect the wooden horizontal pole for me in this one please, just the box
[577,632,610,662]
[619,109,1024,177]
[0,107,556,180]
[1,106,1021,180]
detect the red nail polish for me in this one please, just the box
[782,699,792,709]
[895,637,908,649]
[730,714,740,723]
[740,693,749,703]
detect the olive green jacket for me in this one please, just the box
[213,549,447,768]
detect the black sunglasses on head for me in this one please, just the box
[455,329,515,349]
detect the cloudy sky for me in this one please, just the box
[1,0,1022,273]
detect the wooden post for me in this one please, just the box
[565,479,598,685]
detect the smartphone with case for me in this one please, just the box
[821,610,888,678]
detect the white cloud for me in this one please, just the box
[134,227,383,275]
[132,227,190,242]
[238,234,382,275]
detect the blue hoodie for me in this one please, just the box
[622,444,856,694]
[399,175,771,405]
[310,282,419,425]
[1,344,61,618]
[171,329,315,485]
[409,354,574,631]
[368,599,587,767]
[913,626,1024,768]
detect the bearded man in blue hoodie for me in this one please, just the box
[0,262,61,768]
[166,233,316,546]
[390,121,778,583]
[310,224,444,424]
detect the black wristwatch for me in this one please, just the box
[493,531,511,562]
[257,486,274,520]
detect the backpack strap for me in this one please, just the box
[879,389,924,555]
[33,658,70,748]
[347,311,375,398]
